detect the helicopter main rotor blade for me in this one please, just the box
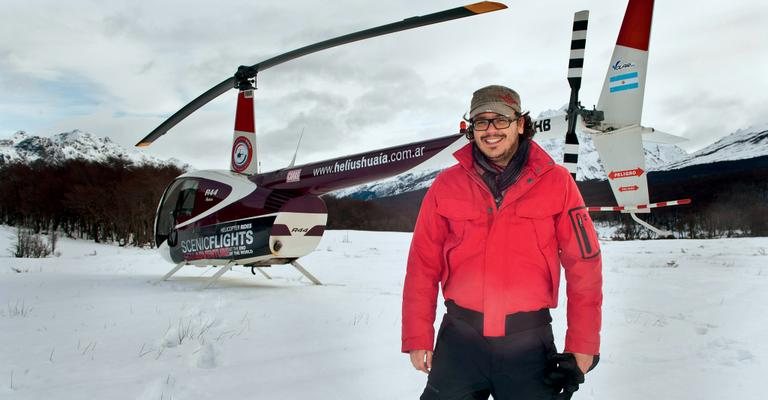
[136,2,507,147]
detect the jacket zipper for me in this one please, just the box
[464,169,499,215]
[576,214,593,254]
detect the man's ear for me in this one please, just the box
[464,124,475,140]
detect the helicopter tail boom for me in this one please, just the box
[253,133,464,195]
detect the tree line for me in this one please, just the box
[324,195,416,232]
[590,181,768,239]
[326,158,768,239]
[0,158,183,247]
[2,156,764,249]
[584,159,768,239]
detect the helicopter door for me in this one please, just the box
[155,178,233,247]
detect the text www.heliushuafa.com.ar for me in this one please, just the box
[312,146,426,176]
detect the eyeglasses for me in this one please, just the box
[472,116,519,131]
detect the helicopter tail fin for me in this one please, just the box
[230,90,258,175]
[595,0,653,130]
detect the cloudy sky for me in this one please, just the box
[2,0,766,171]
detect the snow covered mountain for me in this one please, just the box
[335,127,689,200]
[335,122,768,200]
[0,130,185,167]
[535,128,688,181]
[664,123,768,170]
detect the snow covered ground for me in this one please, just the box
[1,226,766,400]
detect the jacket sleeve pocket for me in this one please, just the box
[567,207,600,259]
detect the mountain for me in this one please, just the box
[334,123,768,200]
[0,130,185,168]
[535,128,688,180]
[326,125,768,237]
[334,125,690,200]
[664,123,768,170]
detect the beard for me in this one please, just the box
[476,135,520,167]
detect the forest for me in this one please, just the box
[1,156,765,251]
[327,156,768,239]
[0,159,183,247]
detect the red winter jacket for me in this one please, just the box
[401,141,602,355]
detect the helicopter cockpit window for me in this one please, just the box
[176,186,197,218]
[155,178,233,247]
[155,178,199,246]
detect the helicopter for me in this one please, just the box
[138,0,690,289]
[136,2,509,288]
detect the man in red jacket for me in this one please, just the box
[402,85,602,399]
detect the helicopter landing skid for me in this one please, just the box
[159,262,185,282]
[291,260,322,286]
[158,259,321,288]
[202,261,235,289]
[630,213,674,237]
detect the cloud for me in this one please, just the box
[655,91,753,151]
[1,0,767,168]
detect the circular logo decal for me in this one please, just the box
[231,136,253,173]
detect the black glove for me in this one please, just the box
[543,353,597,400]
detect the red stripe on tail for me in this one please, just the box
[616,0,654,51]
[235,91,255,133]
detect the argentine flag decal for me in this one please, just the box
[609,71,639,93]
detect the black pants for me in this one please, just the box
[420,303,557,400]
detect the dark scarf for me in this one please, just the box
[472,139,531,206]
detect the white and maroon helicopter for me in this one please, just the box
[137,0,689,288]
[136,2,509,288]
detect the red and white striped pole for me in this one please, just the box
[587,198,691,212]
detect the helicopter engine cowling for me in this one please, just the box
[268,195,328,259]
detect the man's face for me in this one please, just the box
[472,112,524,167]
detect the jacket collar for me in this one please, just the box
[453,139,557,177]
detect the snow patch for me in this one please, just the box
[193,343,218,369]
[1,226,767,399]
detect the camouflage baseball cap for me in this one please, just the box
[469,85,521,119]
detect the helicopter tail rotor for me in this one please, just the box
[563,10,589,180]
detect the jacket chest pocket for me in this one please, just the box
[435,199,485,285]
[436,199,486,239]
[515,199,559,250]
[437,199,485,228]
